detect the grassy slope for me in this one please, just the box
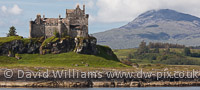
[0,36,23,45]
[0,52,127,67]
[113,49,137,60]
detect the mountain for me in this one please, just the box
[93,9,200,49]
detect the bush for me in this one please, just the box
[183,47,191,56]
[190,53,200,57]
[120,60,132,66]
[53,30,59,38]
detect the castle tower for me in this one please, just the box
[58,14,62,37]
[29,21,33,38]
[83,4,85,14]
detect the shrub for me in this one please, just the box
[53,30,59,38]
[120,60,132,66]
[183,47,191,56]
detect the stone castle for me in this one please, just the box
[29,5,89,38]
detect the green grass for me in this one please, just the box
[113,49,137,60]
[0,36,23,45]
[97,45,119,61]
[0,36,43,46]
[41,36,59,47]
[0,52,127,68]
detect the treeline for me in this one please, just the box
[184,47,200,57]
[190,46,200,49]
[124,41,200,66]
[148,42,185,48]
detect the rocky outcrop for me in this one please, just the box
[0,36,106,57]
[40,36,98,55]
[74,37,97,54]
[0,39,42,56]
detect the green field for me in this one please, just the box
[0,52,127,68]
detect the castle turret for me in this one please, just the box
[83,5,85,14]
[76,4,80,9]
[43,15,45,19]
[36,14,42,24]
[58,14,62,37]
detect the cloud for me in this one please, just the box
[94,0,200,23]
[0,4,22,15]
[9,4,22,15]
[1,6,7,13]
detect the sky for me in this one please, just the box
[1,0,200,37]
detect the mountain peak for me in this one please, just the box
[121,9,200,29]
[94,9,200,49]
[138,9,199,21]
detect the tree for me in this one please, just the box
[153,47,159,53]
[184,47,191,56]
[7,26,17,37]
[165,45,170,54]
[127,54,133,59]
[137,41,149,54]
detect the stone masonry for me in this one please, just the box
[29,5,89,38]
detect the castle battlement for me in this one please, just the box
[29,5,89,38]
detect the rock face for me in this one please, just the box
[0,36,100,57]
[93,9,200,49]
[40,36,98,55]
[74,37,98,54]
[0,39,42,55]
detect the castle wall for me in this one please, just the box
[45,25,60,38]
[31,24,45,38]
[60,23,69,36]
[70,29,88,37]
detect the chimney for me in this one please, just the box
[37,14,41,19]
[59,14,61,19]
[83,4,85,13]
[76,4,80,8]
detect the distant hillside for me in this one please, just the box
[93,9,200,49]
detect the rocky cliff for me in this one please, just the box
[0,36,117,61]
[40,36,98,55]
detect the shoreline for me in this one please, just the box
[0,67,200,88]
[0,81,200,88]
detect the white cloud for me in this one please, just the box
[9,4,22,15]
[0,4,22,15]
[1,6,7,13]
[94,0,200,23]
